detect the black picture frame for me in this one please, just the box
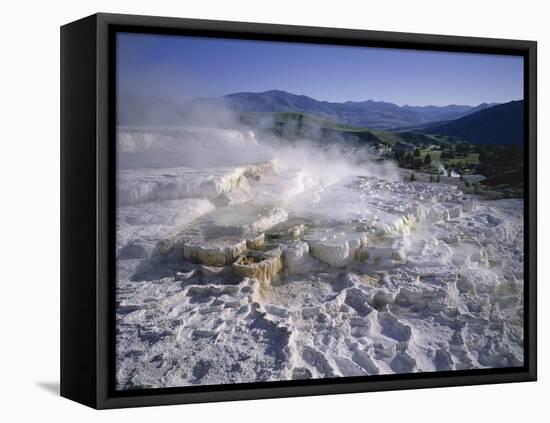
[60,12,537,409]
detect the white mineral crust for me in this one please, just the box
[115,127,524,389]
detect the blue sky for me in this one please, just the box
[117,32,523,107]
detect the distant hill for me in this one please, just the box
[401,102,498,121]
[239,111,381,144]
[416,100,524,145]
[118,89,505,132]
[183,90,495,130]
[238,111,460,150]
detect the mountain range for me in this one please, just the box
[187,90,498,130]
[118,90,523,145]
[416,100,524,145]
[118,90,497,130]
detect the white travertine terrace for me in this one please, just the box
[115,128,524,389]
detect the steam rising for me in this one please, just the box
[117,100,401,213]
[116,97,525,389]
[118,99,398,175]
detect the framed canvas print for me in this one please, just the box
[60,13,537,409]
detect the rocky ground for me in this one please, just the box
[115,128,524,390]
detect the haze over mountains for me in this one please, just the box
[119,89,523,145]
[119,90,497,130]
[189,90,498,130]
